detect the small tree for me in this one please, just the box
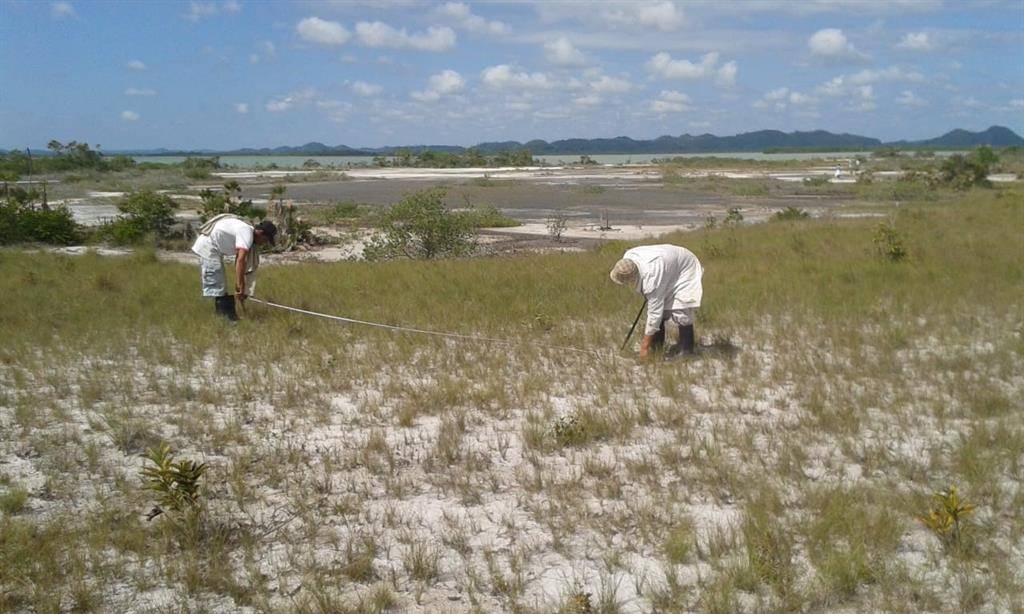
[939,147,997,189]
[364,188,475,260]
[198,181,264,222]
[546,213,568,242]
[117,190,178,236]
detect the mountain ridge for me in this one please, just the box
[15,126,1020,157]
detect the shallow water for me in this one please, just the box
[130,151,935,168]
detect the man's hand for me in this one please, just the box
[234,290,247,304]
[638,334,654,361]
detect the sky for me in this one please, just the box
[1,0,1022,150]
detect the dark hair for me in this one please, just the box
[255,220,278,245]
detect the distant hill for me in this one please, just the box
[76,125,1024,157]
[887,126,1024,149]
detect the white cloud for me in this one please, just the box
[647,51,738,92]
[815,66,925,99]
[51,2,74,18]
[121,110,140,122]
[574,94,602,106]
[1010,99,1024,109]
[316,99,353,123]
[184,1,240,22]
[351,81,383,96]
[265,88,317,112]
[126,59,147,71]
[481,65,554,90]
[646,51,724,80]
[297,17,351,46]
[808,28,865,59]
[355,21,456,51]
[847,66,925,85]
[650,90,692,113]
[753,87,790,110]
[250,41,276,64]
[601,1,687,32]
[896,31,935,51]
[436,2,508,35]
[544,37,586,66]
[234,102,249,114]
[896,90,928,108]
[411,69,465,101]
[124,87,156,96]
[850,85,876,111]
[788,91,818,106]
[590,75,632,93]
[716,61,738,87]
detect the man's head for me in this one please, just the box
[254,220,277,246]
[609,259,639,288]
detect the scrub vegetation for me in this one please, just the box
[0,182,1022,612]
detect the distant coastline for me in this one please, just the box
[7,125,1020,158]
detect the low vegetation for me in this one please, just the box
[0,184,1020,611]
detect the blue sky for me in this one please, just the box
[1,0,1022,149]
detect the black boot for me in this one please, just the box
[650,321,666,353]
[678,324,696,355]
[214,295,238,321]
[665,324,696,361]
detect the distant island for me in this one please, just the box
[10,126,1022,158]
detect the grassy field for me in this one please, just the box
[1,186,1022,612]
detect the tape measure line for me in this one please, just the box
[248,297,615,359]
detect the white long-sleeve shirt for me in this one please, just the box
[623,244,704,335]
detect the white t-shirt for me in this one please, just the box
[191,218,254,260]
[623,244,704,335]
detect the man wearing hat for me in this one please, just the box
[191,214,277,321]
[610,244,703,360]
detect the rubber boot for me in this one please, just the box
[678,324,696,355]
[665,324,696,361]
[650,321,666,353]
[214,295,238,321]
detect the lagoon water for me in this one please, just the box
[131,151,905,169]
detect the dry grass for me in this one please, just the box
[0,185,1021,611]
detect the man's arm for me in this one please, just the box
[235,248,248,297]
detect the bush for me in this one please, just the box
[771,207,809,222]
[873,221,907,262]
[457,204,519,228]
[95,190,178,245]
[118,190,178,236]
[363,188,475,260]
[939,147,997,189]
[0,200,80,245]
[198,181,265,222]
[183,167,211,180]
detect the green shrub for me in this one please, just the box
[457,204,519,228]
[939,148,996,189]
[118,190,178,236]
[141,444,206,520]
[198,181,265,222]
[95,190,178,245]
[364,188,475,260]
[183,167,211,180]
[0,200,80,245]
[872,222,907,262]
[771,207,810,222]
[802,175,830,187]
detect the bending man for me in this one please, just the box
[191,214,277,320]
[610,244,703,359]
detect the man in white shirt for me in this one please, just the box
[610,244,703,360]
[191,215,277,320]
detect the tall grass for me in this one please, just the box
[0,186,1021,611]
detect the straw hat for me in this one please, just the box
[609,259,639,287]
